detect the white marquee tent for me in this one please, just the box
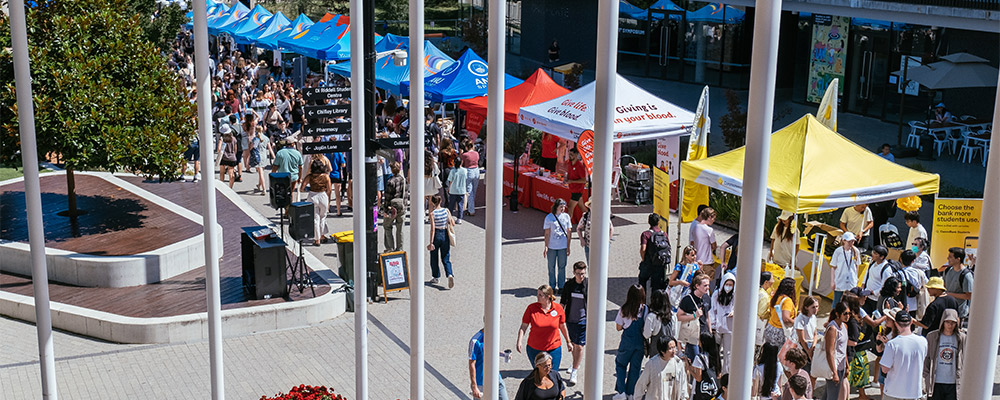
[517,74,697,142]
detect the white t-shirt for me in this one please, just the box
[906,224,928,250]
[864,260,892,302]
[880,333,928,399]
[692,223,716,265]
[830,246,861,291]
[543,212,572,250]
[752,362,784,399]
[794,313,817,349]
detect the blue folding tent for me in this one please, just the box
[224,4,273,40]
[235,11,289,45]
[207,2,249,35]
[257,13,313,50]
[399,48,523,102]
[277,15,352,60]
[328,39,455,94]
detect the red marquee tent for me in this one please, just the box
[458,68,571,130]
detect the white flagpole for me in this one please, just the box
[9,1,59,398]
[585,0,618,399]
[408,0,426,398]
[349,0,369,398]
[729,0,782,396]
[484,0,506,398]
[193,0,226,398]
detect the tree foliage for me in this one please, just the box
[0,0,195,184]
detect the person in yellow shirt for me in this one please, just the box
[765,278,798,346]
[756,271,774,356]
[840,204,874,250]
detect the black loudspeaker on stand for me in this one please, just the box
[287,201,316,296]
[269,172,291,209]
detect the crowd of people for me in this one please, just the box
[465,204,975,400]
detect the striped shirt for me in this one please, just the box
[432,208,449,230]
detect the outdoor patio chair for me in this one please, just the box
[945,127,964,155]
[906,121,926,148]
[958,136,982,164]
[931,130,951,157]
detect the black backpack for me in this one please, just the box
[646,229,672,267]
[693,353,719,400]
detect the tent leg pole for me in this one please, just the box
[676,178,685,258]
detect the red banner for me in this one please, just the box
[576,129,595,176]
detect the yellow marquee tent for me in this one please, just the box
[680,114,940,214]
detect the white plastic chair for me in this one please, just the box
[957,136,982,163]
[906,121,926,148]
[931,130,951,157]
[946,127,964,155]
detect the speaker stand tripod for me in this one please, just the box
[286,239,316,297]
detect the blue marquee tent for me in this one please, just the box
[224,5,273,38]
[399,48,524,102]
[619,0,646,19]
[185,3,225,29]
[375,33,409,53]
[257,13,314,50]
[207,2,249,35]
[328,39,455,94]
[277,15,352,60]
[687,3,745,23]
[235,11,290,45]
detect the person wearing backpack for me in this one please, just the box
[900,250,929,318]
[688,332,723,400]
[644,289,676,359]
[938,247,973,320]
[639,213,672,295]
[862,246,895,315]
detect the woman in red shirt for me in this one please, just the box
[517,285,573,373]
[539,133,560,171]
[565,148,588,222]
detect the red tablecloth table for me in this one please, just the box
[503,163,534,207]
[503,162,588,222]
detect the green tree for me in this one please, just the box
[0,0,195,217]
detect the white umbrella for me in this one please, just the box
[892,52,998,90]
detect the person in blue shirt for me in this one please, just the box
[877,143,895,162]
[469,327,509,400]
[326,151,347,216]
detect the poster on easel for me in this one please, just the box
[807,15,850,103]
[656,136,681,210]
[931,198,981,268]
[378,251,410,303]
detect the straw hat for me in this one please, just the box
[925,276,946,291]
[778,210,794,220]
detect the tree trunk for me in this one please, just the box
[66,168,77,216]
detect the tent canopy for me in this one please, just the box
[277,15,351,60]
[458,68,571,127]
[517,74,696,143]
[207,2,250,35]
[687,3,745,23]
[624,0,684,20]
[222,4,272,37]
[399,48,523,102]
[680,114,940,214]
[234,10,287,45]
[258,13,313,50]
[328,39,455,93]
[891,52,998,90]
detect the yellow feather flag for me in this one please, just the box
[816,78,839,132]
[681,86,710,223]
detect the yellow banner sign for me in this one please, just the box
[931,198,981,268]
[653,166,671,232]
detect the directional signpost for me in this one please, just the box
[303,140,353,154]
[305,104,351,119]
[303,86,352,101]
[304,122,352,137]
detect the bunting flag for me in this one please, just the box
[816,78,838,132]
[681,86,710,223]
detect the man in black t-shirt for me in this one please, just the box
[915,276,961,336]
[560,261,588,385]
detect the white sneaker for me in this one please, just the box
[430,278,439,284]
[448,275,455,288]
[612,393,627,400]
[568,369,578,385]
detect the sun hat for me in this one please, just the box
[841,231,856,242]
[883,307,901,321]
[925,276,946,291]
[778,210,794,220]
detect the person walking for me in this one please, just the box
[272,139,303,203]
[766,277,798,347]
[512,352,565,400]
[560,261,587,385]
[249,129,272,195]
[678,274,711,360]
[691,207,718,274]
[880,311,928,400]
[923,309,964,400]
[383,162,406,252]
[217,125,239,188]
[423,150,442,215]
[781,348,813,400]
[516,285,573,372]
[613,284,647,400]
[644,289,675,360]
[427,194,455,288]
[794,296,819,380]
[640,213,672,296]
[543,199,572,291]
[757,271,775,357]
[327,151,347,216]
[634,337,688,400]
[460,138,480,216]
[769,211,797,268]
[821,302,850,400]
[668,246,701,307]
[690,332,723,400]
[469,327,509,400]
[753,343,783,400]
[711,272,736,373]
[915,277,960,337]
[447,162,468,223]
[938,247,973,320]
[298,158,331,246]
[830,231,861,305]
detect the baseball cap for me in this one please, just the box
[841,231,856,242]
[848,287,873,297]
[935,103,946,108]
[219,124,231,134]
[895,310,912,324]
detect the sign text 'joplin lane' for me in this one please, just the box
[302,140,352,155]
[304,122,352,137]
[305,104,351,119]
[303,86,351,100]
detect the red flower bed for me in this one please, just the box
[260,385,346,400]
